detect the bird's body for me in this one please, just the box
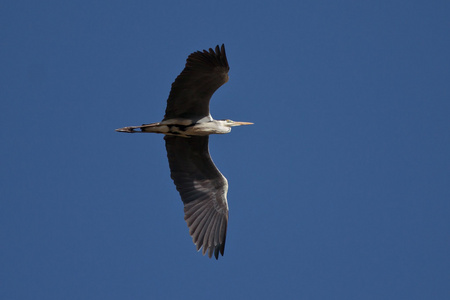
[117,118,251,136]
[116,45,252,259]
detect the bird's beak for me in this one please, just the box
[233,121,254,126]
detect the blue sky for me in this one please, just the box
[1,1,449,299]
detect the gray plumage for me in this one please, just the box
[165,135,227,258]
[164,45,229,121]
[116,44,252,259]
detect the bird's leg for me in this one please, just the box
[115,122,162,133]
[115,126,139,133]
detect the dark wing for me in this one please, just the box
[165,135,228,259]
[163,44,229,120]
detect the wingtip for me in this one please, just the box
[213,243,225,260]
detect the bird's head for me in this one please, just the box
[208,119,253,134]
[211,119,253,133]
[220,119,254,127]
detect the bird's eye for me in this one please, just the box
[226,119,232,123]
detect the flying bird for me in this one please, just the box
[116,44,252,259]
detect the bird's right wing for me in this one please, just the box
[163,44,229,120]
[164,135,228,259]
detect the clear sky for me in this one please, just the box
[1,1,449,299]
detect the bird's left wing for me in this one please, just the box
[164,135,228,259]
[163,44,229,120]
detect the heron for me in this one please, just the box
[116,44,252,259]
